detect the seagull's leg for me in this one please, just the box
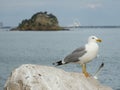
[82,64,90,77]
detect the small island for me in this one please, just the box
[12,11,64,31]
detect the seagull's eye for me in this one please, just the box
[92,37,95,39]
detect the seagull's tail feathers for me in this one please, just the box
[52,60,66,66]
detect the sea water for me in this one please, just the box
[0,28,120,90]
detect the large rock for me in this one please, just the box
[4,64,112,90]
[12,12,64,31]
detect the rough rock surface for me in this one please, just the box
[4,64,112,90]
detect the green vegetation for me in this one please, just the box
[13,11,64,31]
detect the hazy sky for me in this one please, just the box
[0,0,120,26]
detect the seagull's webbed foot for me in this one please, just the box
[82,64,91,77]
[83,71,90,77]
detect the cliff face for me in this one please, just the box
[14,12,64,31]
[4,64,112,90]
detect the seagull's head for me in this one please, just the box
[88,36,102,43]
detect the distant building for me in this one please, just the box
[0,22,3,28]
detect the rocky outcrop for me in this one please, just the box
[12,12,64,31]
[4,64,112,90]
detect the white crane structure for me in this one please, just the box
[73,19,81,27]
[68,19,81,28]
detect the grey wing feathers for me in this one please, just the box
[64,46,87,63]
[72,46,86,53]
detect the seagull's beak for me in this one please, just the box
[96,38,102,42]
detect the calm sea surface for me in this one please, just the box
[0,28,120,90]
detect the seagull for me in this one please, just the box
[53,36,102,77]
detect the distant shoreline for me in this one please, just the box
[64,25,120,29]
[1,25,120,31]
